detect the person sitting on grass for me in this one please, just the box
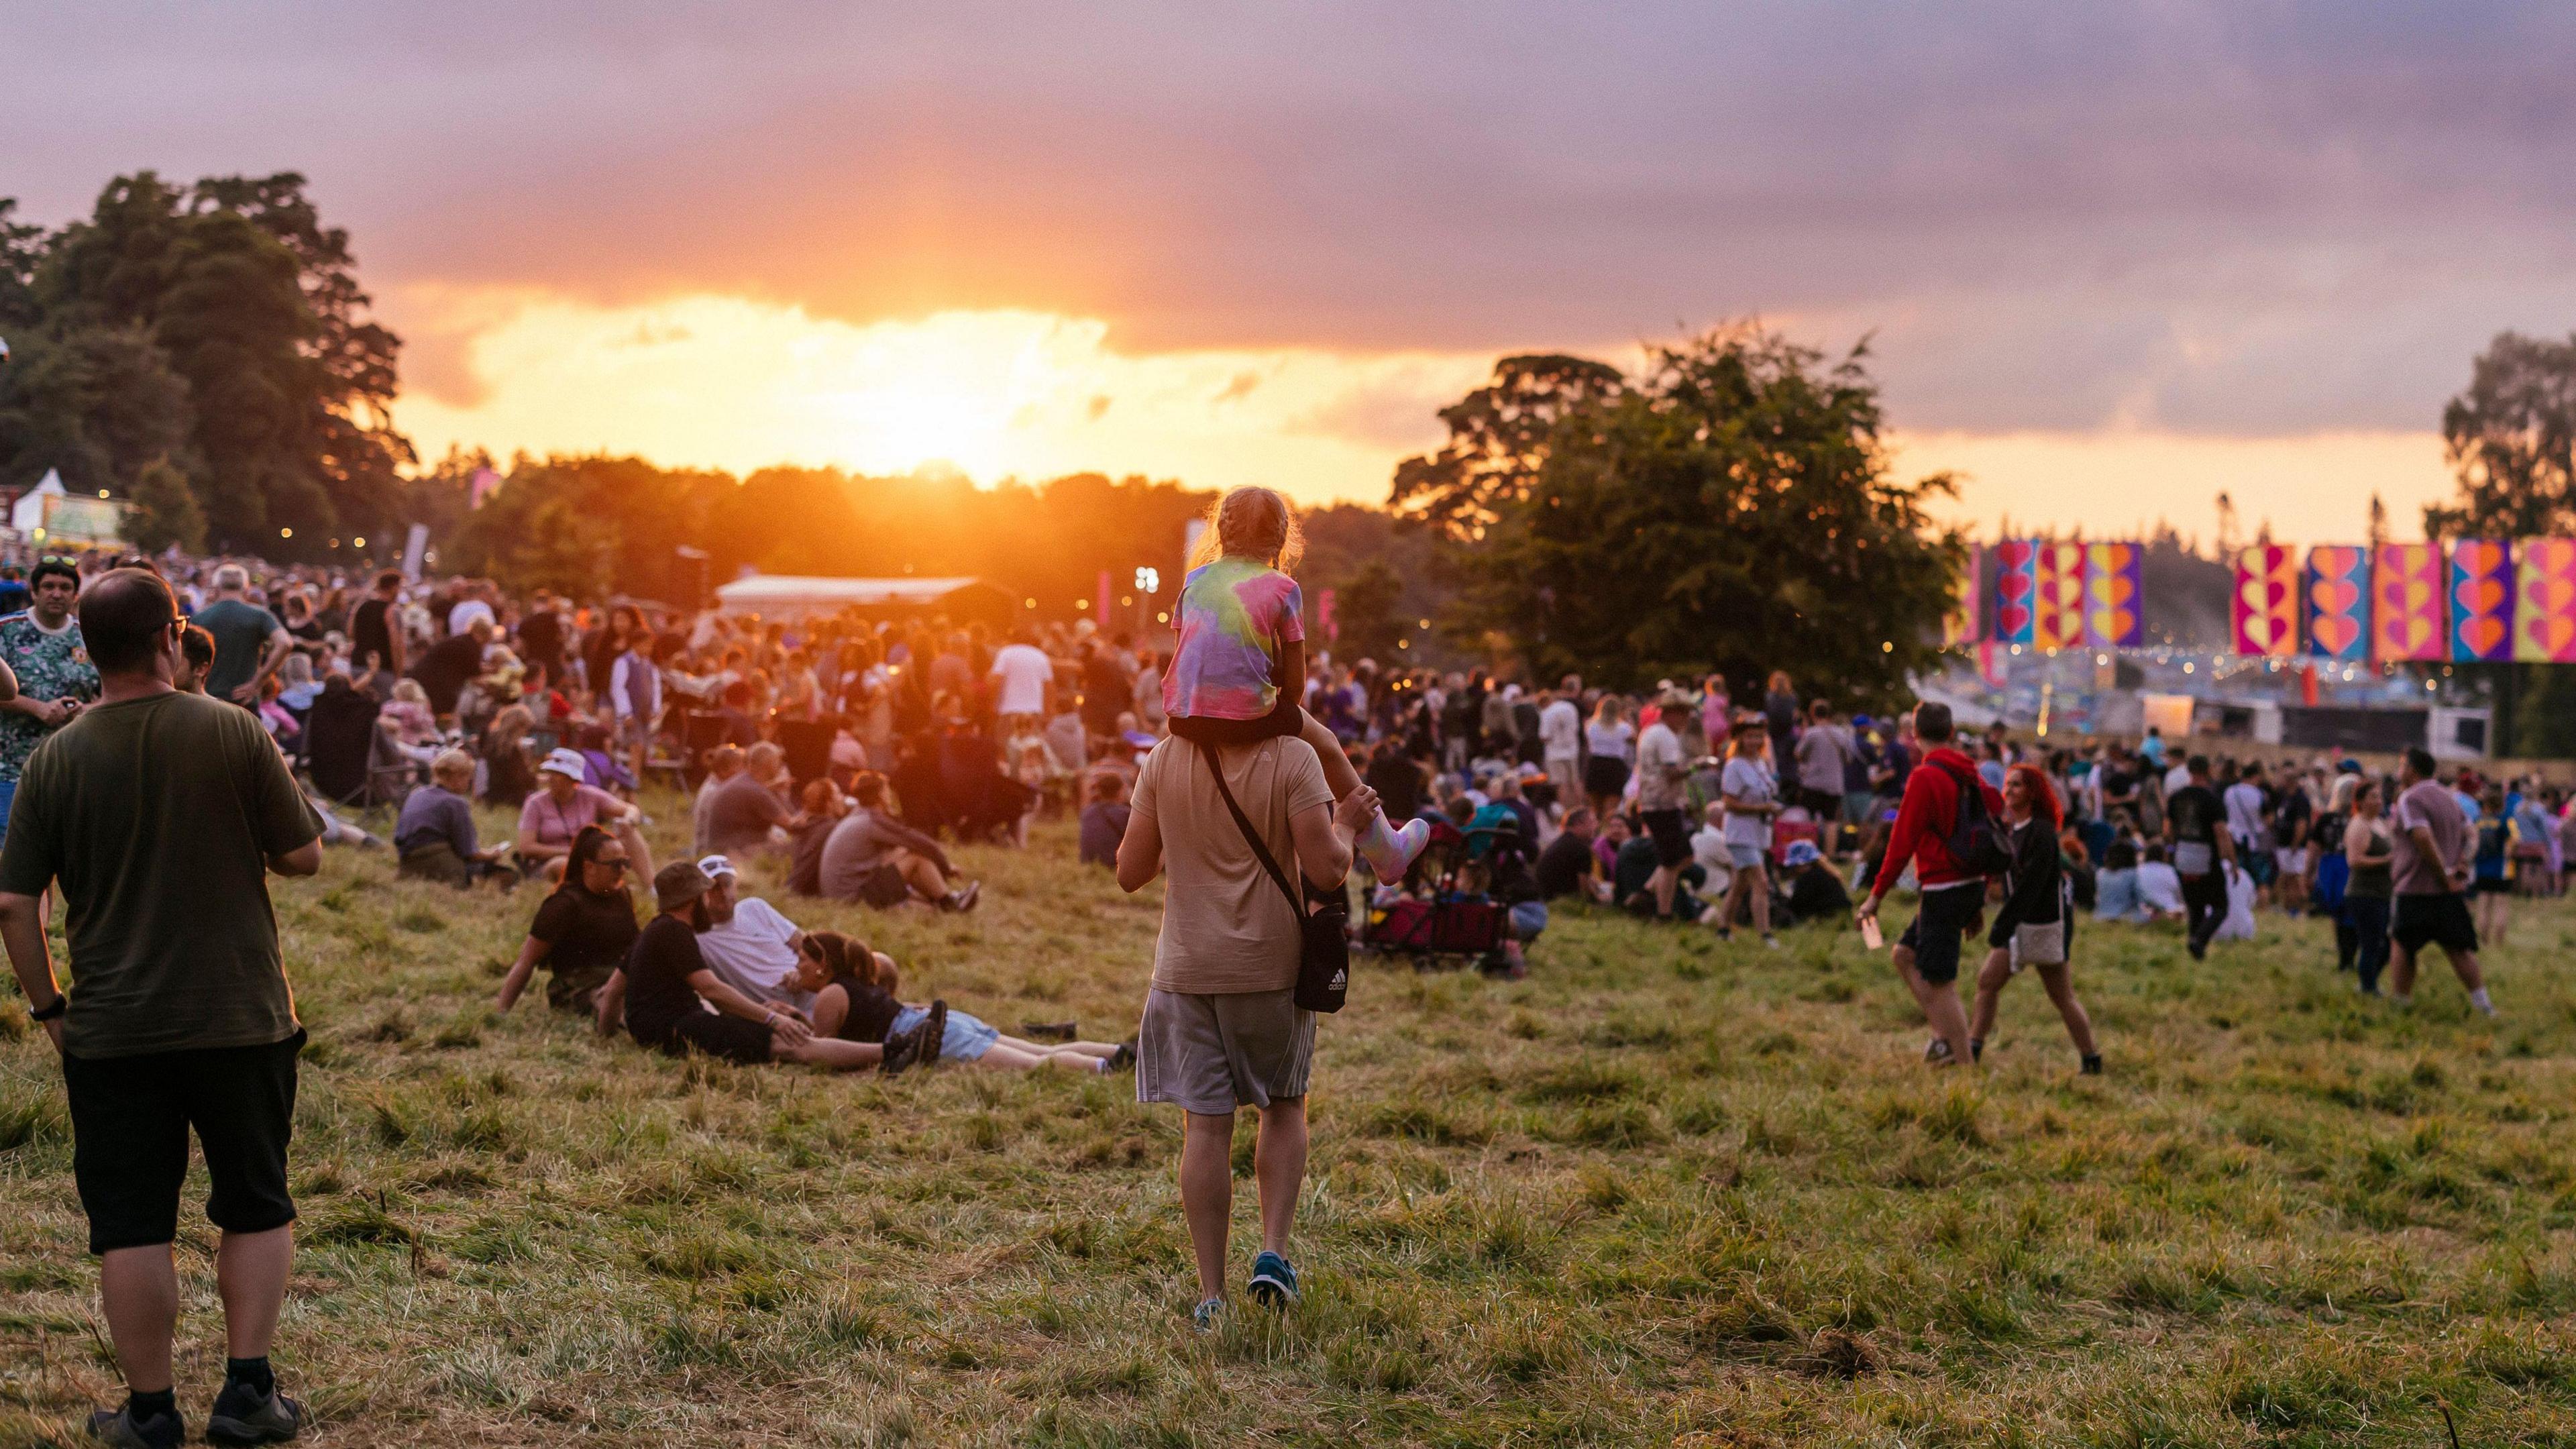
[1779,839,1851,923]
[394,749,513,888]
[1079,771,1132,868]
[793,930,1134,1074]
[495,826,638,1014]
[692,854,814,1014]
[787,777,847,896]
[517,746,655,883]
[593,862,902,1070]
[818,770,980,912]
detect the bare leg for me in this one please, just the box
[1297,712,1361,799]
[894,849,951,900]
[2035,964,2098,1056]
[1180,1111,1235,1301]
[1648,864,1679,918]
[969,1041,1096,1072]
[1922,984,1974,1067]
[1253,1097,1307,1258]
[215,1226,292,1360]
[993,1034,1120,1059]
[1745,864,1772,935]
[2391,941,2419,999]
[775,1034,884,1070]
[99,1244,180,1395]
[1969,947,2012,1042]
[2441,947,2487,995]
[1717,865,1755,932]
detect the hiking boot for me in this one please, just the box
[1248,1250,1299,1308]
[916,1001,949,1065]
[87,1402,182,1449]
[879,1020,925,1077]
[206,1379,303,1446]
[1021,1020,1077,1042]
[1106,1040,1137,1072]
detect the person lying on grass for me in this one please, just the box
[593,862,924,1071]
[794,928,1134,1075]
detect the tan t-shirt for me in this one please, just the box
[1132,735,1334,994]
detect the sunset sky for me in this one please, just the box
[15,3,2576,544]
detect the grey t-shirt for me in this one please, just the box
[702,772,792,858]
[2392,780,2469,896]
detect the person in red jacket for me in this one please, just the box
[1855,701,2003,1067]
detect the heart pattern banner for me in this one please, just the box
[2082,541,2143,648]
[1990,539,2037,645]
[2302,545,2370,662]
[2515,539,2576,663]
[2449,539,2514,663]
[2232,545,2298,657]
[2371,544,2446,662]
[2034,541,2089,650]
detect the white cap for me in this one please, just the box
[538,747,589,782]
[696,854,737,882]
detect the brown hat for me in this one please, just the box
[653,861,712,912]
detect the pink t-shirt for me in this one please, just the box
[519,783,625,851]
[1162,556,1304,720]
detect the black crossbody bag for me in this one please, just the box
[1201,745,1350,1013]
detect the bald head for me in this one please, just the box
[80,568,180,677]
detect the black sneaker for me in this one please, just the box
[87,1402,183,1449]
[2186,938,2207,961]
[879,1020,924,1077]
[1107,1040,1136,1072]
[1968,1038,1984,1063]
[2080,1053,2104,1075]
[206,1379,303,1446]
[916,1001,949,1066]
[1021,1020,1077,1042]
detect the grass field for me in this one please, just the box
[4,794,2575,1447]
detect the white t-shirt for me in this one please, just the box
[989,643,1055,718]
[1721,756,1777,848]
[2137,861,2184,913]
[2223,781,2267,847]
[1585,720,1635,763]
[2164,763,2193,794]
[1635,722,1688,811]
[1539,700,1581,761]
[695,897,810,1008]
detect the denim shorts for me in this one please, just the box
[892,1004,1001,1062]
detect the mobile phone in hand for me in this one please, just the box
[1860,915,1884,951]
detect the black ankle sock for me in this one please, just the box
[225,1356,275,1396]
[127,1387,178,1420]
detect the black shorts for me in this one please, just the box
[647,1011,773,1065]
[60,1030,305,1255]
[859,861,914,908]
[1642,808,1693,868]
[1896,885,1984,986]
[1582,757,1630,799]
[2392,893,2479,955]
[1167,696,1305,746]
[2473,875,2512,896]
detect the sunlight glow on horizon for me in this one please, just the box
[386,287,2460,543]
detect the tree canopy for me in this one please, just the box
[0,171,412,558]
[1405,325,1964,702]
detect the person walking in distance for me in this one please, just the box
[2161,755,2235,961]
[0,557,82,831]
[1967,763,2102,1074]
[1115,722,1377,1330]
[0,568,323,1448]
[1856,702,2005,1067]
[2388,747,2498,1016]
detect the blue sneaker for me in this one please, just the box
[1191,1297,1226,1332]
[1248,1251,1299,1308]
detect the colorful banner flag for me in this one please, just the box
[2232,545,2298,657]
[2371,543,2446,662]
[2082,541,2142,648]
[1990,539,2037,645]
[2033,541,2087,650]
[2449,539,2514,663]
[2302,545,2370,662]
[1943,543,1982,647]
[2514,539,2576,663]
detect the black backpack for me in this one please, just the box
[1937,761,2013,877]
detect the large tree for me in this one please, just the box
[1390,353,1627,541]
[1426,325,1963,703]
[3,171,412,556]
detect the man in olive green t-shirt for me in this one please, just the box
[0,568,323,1448]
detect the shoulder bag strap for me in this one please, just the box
[1199,742,1310,922]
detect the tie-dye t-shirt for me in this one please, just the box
[1163,556,1305,720]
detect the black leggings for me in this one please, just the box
[2182,871,2227,952]
[2347,895,2392,994]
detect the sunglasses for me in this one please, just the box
[590,856,631,873]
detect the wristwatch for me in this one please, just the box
[28,993,65,1022]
